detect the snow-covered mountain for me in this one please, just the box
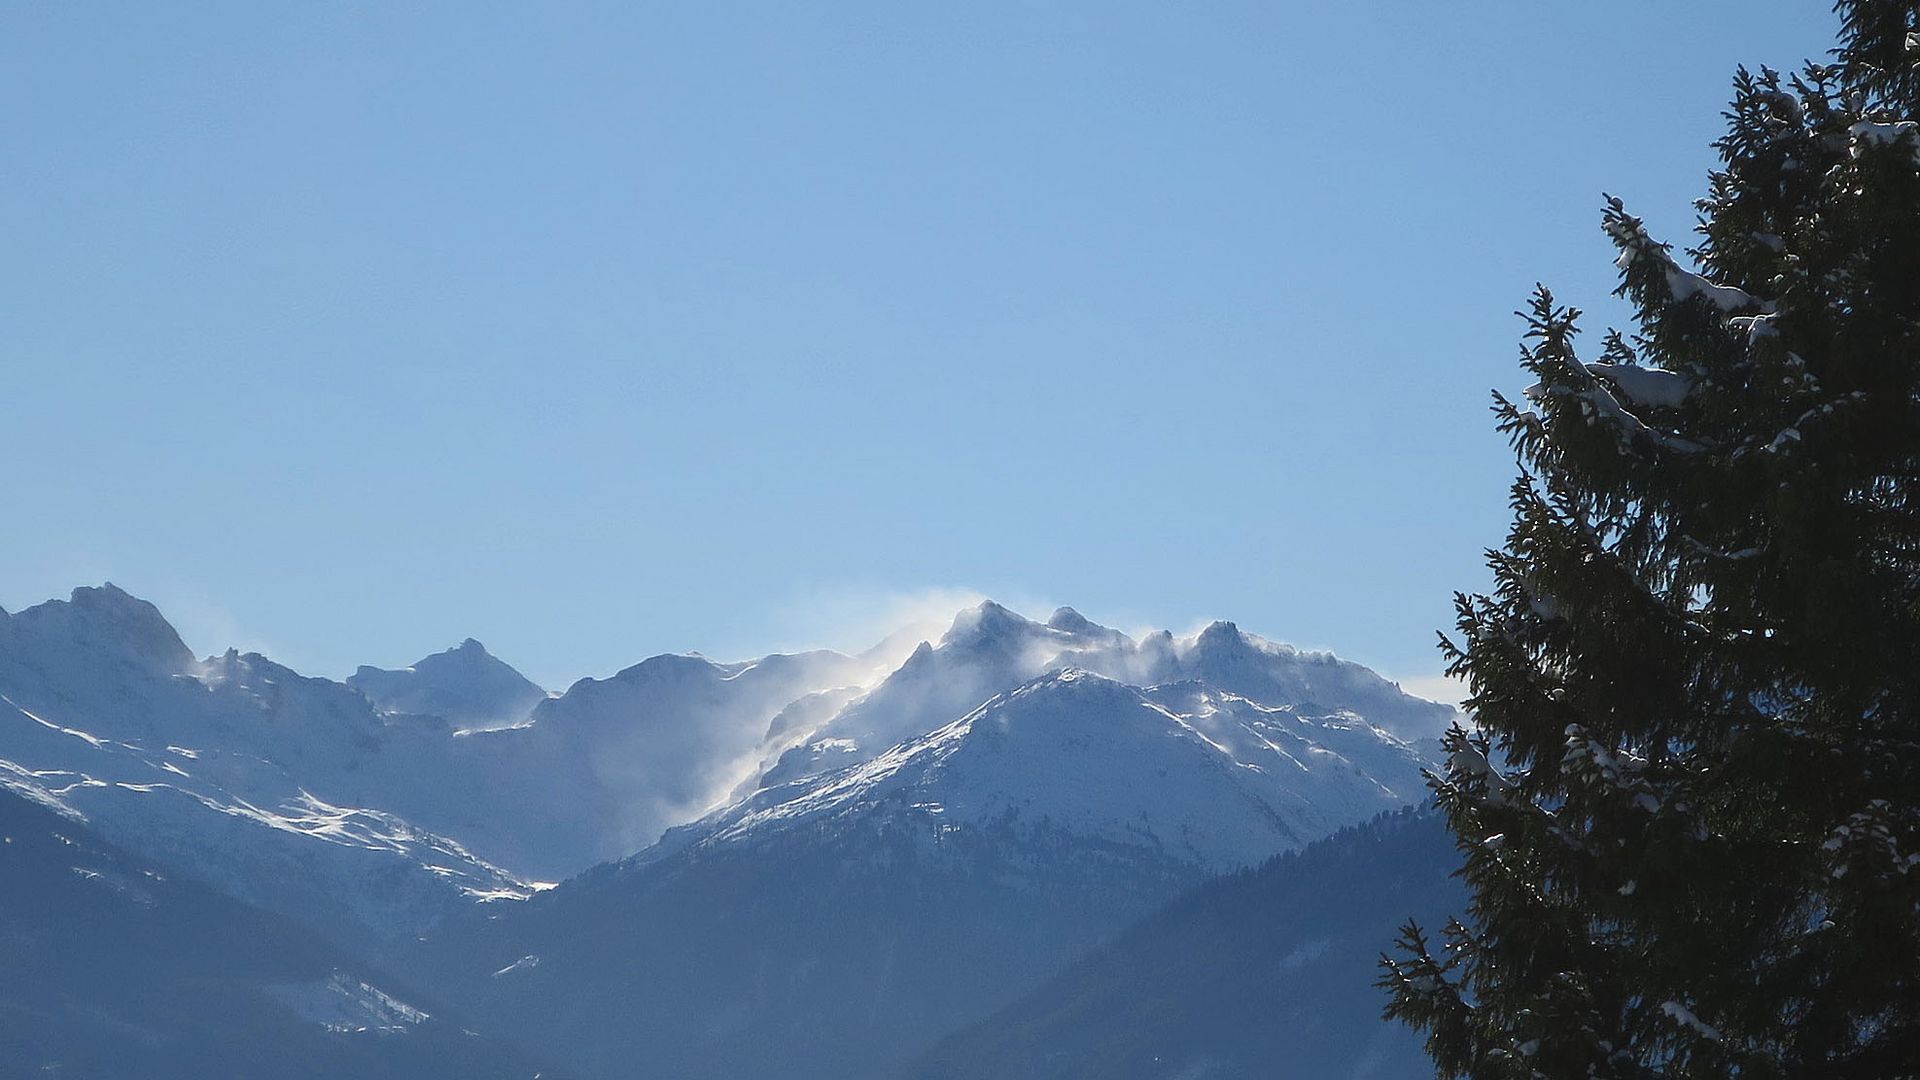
[759,601,1451,788]
[0,585,881,944]
[2,583,1455,1078]
[349,638,547,732]
[0,587,536,950]
[304,645,878,880]
[403,605,1447,1080]
[690,667,1427,873]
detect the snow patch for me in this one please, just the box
[266,971,430,1034]
[491,955,542,978]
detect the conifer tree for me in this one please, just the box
[1381,4,1920,1076]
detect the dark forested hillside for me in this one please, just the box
[407,805,1210,1080]
[909,808,1463,1080]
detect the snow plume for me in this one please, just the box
[764,585,996,677]
[1391,672,1468,709]
[131,580,288,673]
[576,590,1057,849]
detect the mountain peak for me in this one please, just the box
[608,652,731,685]
[69,583,166,625]
[969,599,1022,624]
[1000,666,1137,709]
[2,583,195,675]
[413,638,504,670]
[348,637,544,730]
[1046,606,1093,632]
[1190,620,1258,658]
[1197,619,1241,642]
[1025,665,1116,691]
[940,600,1037,649]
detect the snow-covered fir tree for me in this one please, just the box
[1381,3,1920,1076]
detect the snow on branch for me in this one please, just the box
[1447,737,1519,808]
[1660,1000,1725,1042]
[1604,201,1775,315]
[1822,799,1916,882]
[1848,119,1920,162]
[1584,363,1694,409]
[1662,267,1773,314]
[1562,724,1650,796]
[1528,376,1706,455]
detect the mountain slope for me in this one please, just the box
[908,807,1463,1080]
[0,587,533,950]
[0,785,554,1080]
[700,669,1428,872]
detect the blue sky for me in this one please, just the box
[4,3,1836,693]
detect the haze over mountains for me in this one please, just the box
[0,584,1462,1078]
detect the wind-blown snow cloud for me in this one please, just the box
[765,585,992,668]
[1390,672,1467,709]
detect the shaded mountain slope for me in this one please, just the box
[908,807,1463,1080]
[0,785,554,1080]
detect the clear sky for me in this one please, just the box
[4,3,1838,694]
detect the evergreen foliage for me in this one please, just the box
[1382,3,1920,1076]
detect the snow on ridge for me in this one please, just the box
[689,666,1432,873]
[758,600,1452,795]
[0,687,536,942]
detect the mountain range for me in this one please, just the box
[0,584,1462,1077]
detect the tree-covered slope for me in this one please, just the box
[909,807,1463,1080]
